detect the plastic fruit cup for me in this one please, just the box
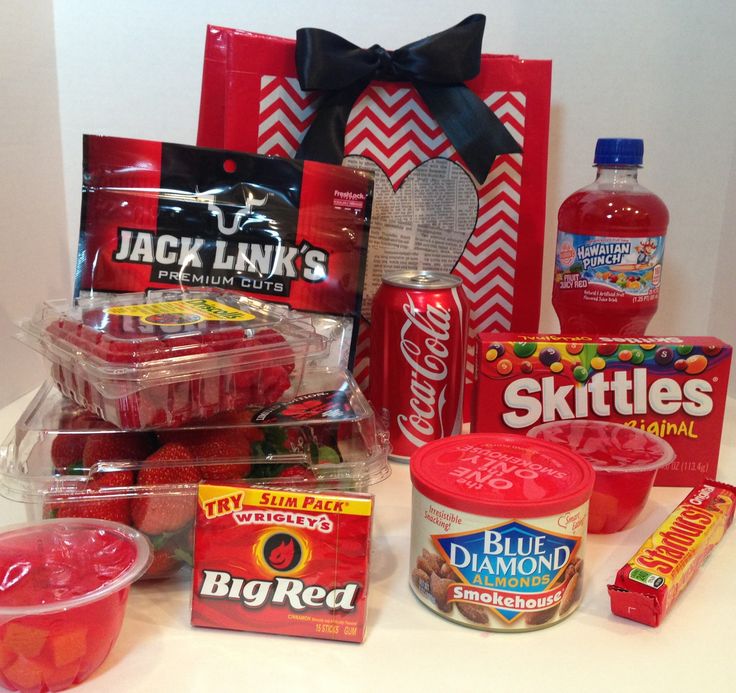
[0,519,152,692]
[527,421,675,534]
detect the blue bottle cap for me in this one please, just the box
[594,138,644,166]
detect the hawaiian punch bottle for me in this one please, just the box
[552,138,668,334]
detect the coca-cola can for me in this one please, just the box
[369,270,469,462]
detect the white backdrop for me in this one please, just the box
[2,0,735,405]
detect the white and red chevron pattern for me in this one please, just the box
[257,76,318,158]
[256,78,526,386]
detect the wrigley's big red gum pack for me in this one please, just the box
[192,484,373,643]
[472,334,732,486]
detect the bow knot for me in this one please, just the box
[295,15,522,183]
[370,44,400,80]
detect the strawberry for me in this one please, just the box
[50,411,108,473]
[51,435,87,474]
[273,464,317,488]
[54,495,131,524]
[158,411,263,481]
[194,438,251,481]
[253,328,295,372]
[144,548,183,579]
[131,443,200,535]
[50,458,137,524]
[144,522,194,579]
[82,432,156,478]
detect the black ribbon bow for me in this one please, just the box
[295,14,522,183]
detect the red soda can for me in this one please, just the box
[369,270,469,462]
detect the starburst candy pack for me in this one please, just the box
[191,483,373,643]
[472,334,732,486]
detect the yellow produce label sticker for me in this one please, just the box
[105,298,255,326]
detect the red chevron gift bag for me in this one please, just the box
[198,21,551,397]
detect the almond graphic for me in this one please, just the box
[429,572,454,613]
[439,561,455,579]
[457,602,490,624]
[525,603,560,626]
[559,572,580,615]
[420,549,444,575]
[412,568,431,594]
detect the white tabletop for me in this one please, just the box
[1,388,735,692]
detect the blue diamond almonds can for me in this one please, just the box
[409,433,595,631]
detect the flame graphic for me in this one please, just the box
[268,538,295,570]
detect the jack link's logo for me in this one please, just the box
[113,185,329,295]
[205,190,269,236]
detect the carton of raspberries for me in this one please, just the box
[18,289,327,429]
[0,372,390,580]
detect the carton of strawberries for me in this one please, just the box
[17,289,329,429]
[1,291,390,579]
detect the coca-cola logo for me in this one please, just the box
[397,294,452,448]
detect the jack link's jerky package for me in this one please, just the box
[74,135,374,366]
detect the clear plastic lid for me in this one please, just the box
[18,288,328,382]
[0,518,151,618]
[527,420,675,473]
[0,369,390,505]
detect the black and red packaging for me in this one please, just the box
[75,135,373,365]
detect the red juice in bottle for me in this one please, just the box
[552,139,669,334]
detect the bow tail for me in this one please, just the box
[296,81,369,164]
[416,83,522,183]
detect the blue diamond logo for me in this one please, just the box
[434,520,579,622]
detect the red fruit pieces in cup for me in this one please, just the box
[545,422,664,469]
[131,443,200,535]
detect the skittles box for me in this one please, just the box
[191,483,373,643]
[472,334,732,486]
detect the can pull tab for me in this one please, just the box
[411,273,434,284]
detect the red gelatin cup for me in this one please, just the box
[0,519,151,692]
[527,421,675,533]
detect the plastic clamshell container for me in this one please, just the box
[527,420,675,533]
[18,289,329,429]
[0,518,151,692]
[0,369,390,580]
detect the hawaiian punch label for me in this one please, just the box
[434,521,579,623]
[192,484,373,643]
[554,232,665,304]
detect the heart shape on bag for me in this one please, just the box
[343,155,479,320]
